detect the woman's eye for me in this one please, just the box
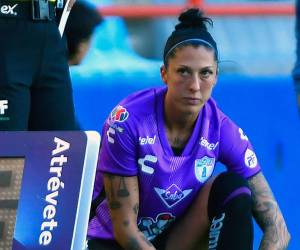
[178,68,189,76]
[201,70,213,78]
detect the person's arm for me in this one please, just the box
[248,172,290,250]
[104,173,156,250]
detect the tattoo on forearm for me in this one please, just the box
[123,219,129,227]
[133,203,139,215]
[248,173,289,250]
[126,237,143,250]
[118,177,130,197]
[106,174,123,209]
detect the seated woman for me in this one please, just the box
[87,8,290,250]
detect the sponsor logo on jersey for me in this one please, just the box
[195,156,215,183]
[244,148,257,168]
[200,137,219,151]
[0,4,18,16]
[209,213,225,249]
[138,212,175,241]
[110,105,129,123]
[138,154,157,174]
[139,135,156,145]
[106,127,115,144]
[239,128,249,141]
[154,184,192,208]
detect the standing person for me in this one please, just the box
[0,0,77,130]
[293,0,300,115]
[87,8,290,250]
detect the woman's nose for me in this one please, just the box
[189,75,201,91]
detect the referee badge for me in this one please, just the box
[195,156,215,183]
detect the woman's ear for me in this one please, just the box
[160,65,168,85]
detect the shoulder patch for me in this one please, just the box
[110,105,129,123]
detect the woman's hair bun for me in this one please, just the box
[175,8,213,31]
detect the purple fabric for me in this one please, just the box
[223,187,252,207]
[88,86,261,241]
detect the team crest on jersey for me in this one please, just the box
[110,105,129,123]
[138,213,175,241]
[244,148,257,168]
[154,184,192,208]
[195,156,215,183]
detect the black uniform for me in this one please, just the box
[0,0,77,130]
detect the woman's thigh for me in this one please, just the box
[164,177,217,250]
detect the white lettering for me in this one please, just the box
[200,137,219,151]
[0,4,18,15]
[39,231,52,246]
[208,213,225,249]
[43,205,56,220]
[139,135,156,145]
[165,191,183,201]
[52,137,70,155]
[39,137,70,246]
[0,100,8,115]
[45,191,58,206]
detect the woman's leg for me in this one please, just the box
[165,172,254,250]
[164,177,215,250]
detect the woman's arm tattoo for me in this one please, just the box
[106,174,130,210]
[248,172,290,250]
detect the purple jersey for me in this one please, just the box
[88,87,261,241]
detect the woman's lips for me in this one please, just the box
[183,97,201,105]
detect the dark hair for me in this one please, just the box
[65,0,103,60]
[163,8,218,66]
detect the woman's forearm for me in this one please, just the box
[248,173,290,250]
[259,227,290,250]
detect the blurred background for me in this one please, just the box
[69,0,299,249]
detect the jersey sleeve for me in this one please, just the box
[98,105,138,176]
[218,115,261,179]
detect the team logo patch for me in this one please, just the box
[138,213,175,241]
[244,148,257,168]
[154,184,192,208]
[110,105,129,123]
[195,156,215,183]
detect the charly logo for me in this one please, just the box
[0,4,18,16]
[138,155,157,174]
[154,184,192,208]
[110,105,129,123]
[138,213,175,241]
[244,148,257,168]
[195,156,215,183]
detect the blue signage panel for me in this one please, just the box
[0,131,100,250]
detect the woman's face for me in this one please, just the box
[161,45,217,115]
